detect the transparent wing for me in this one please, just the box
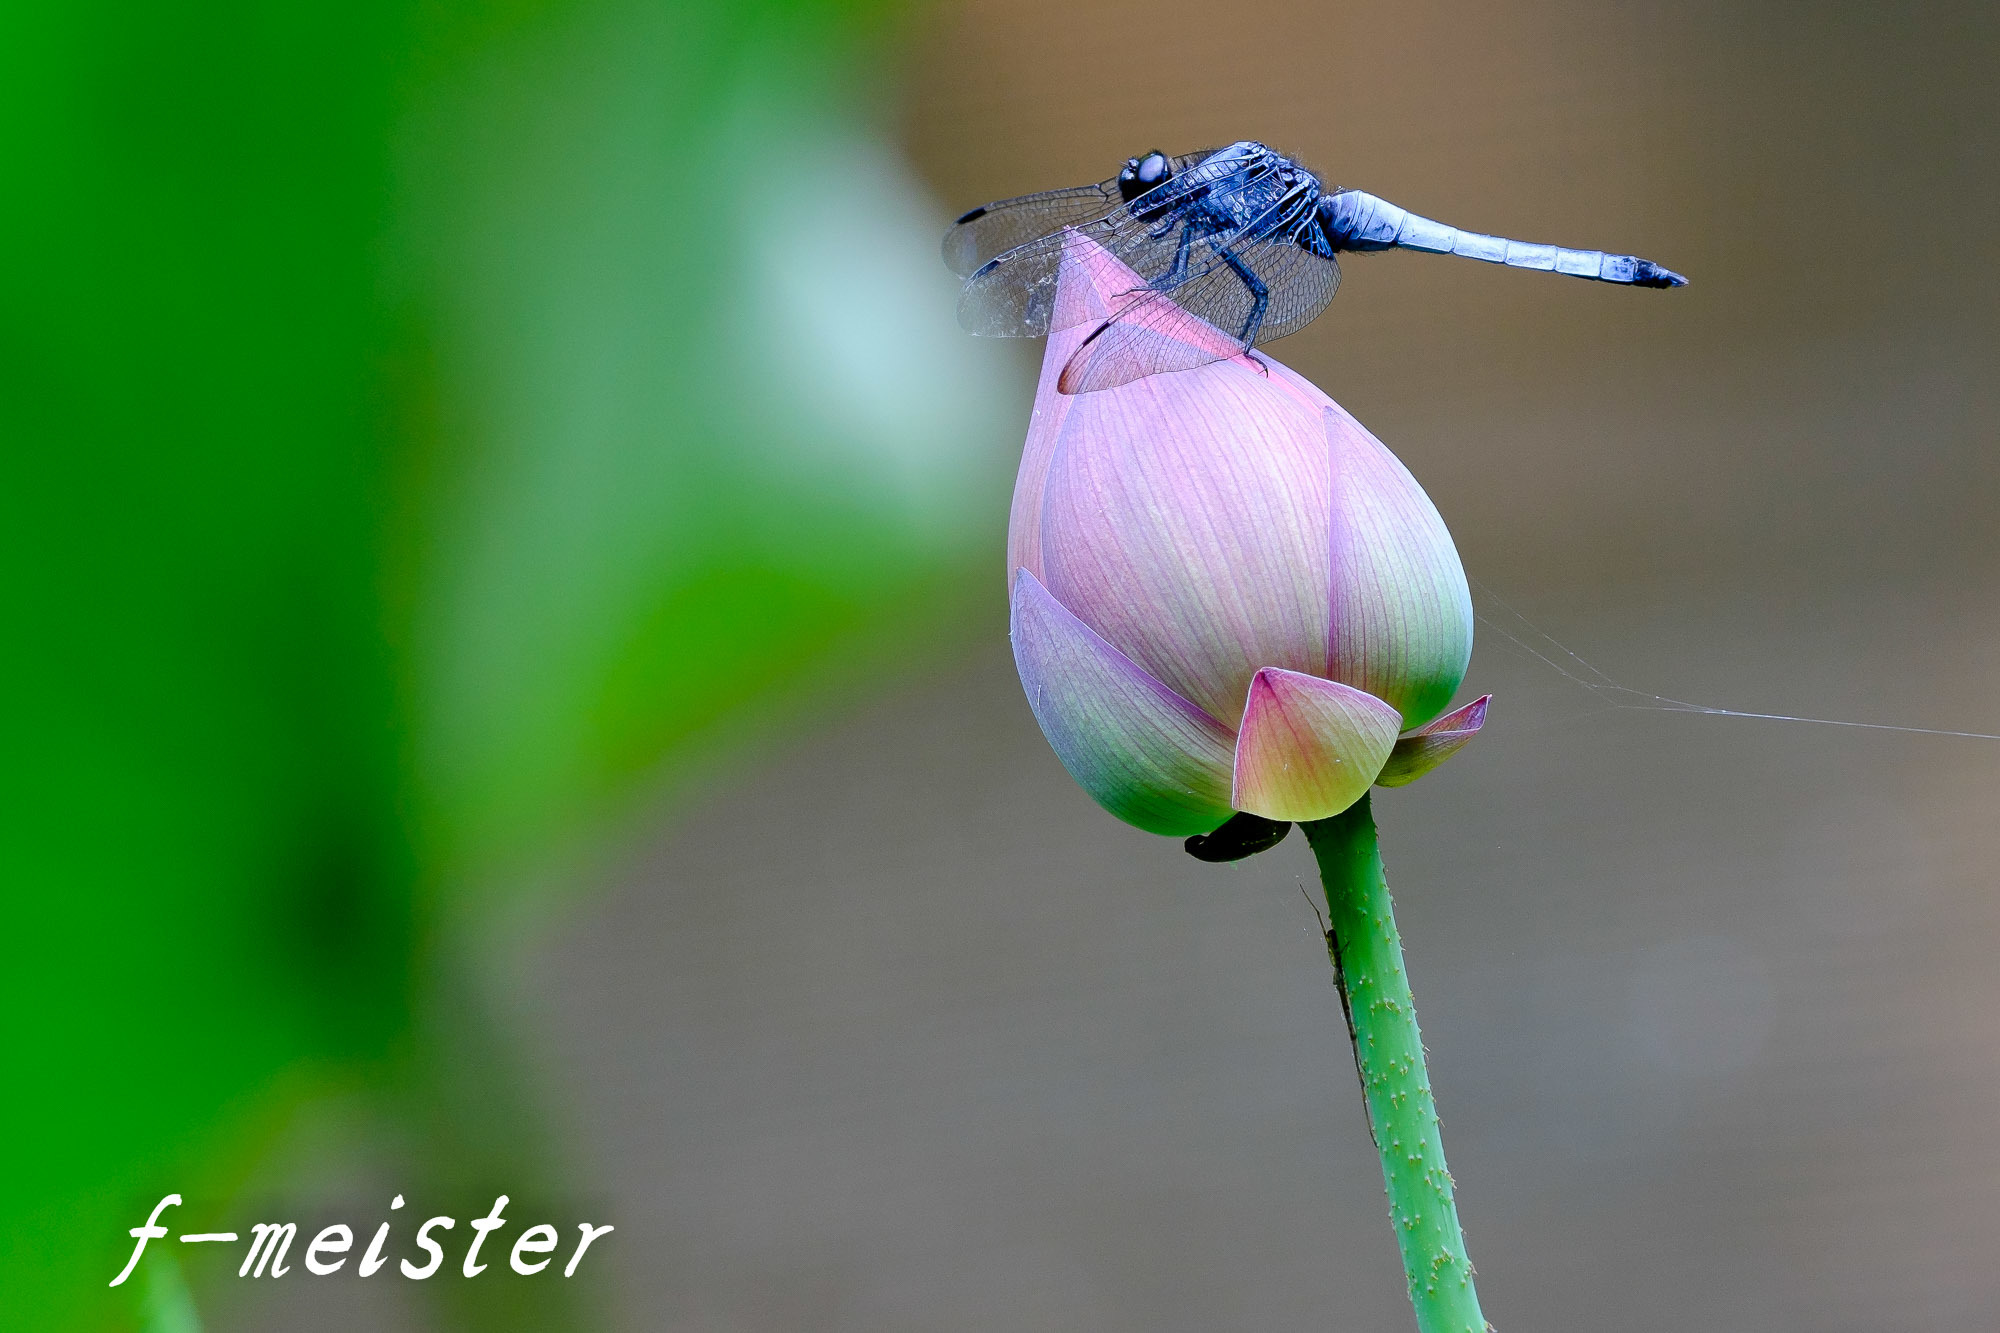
[941,150,1215,279]
[1057,194,1342,394]
[1253,230,1342,341]
[942,179,1121,279]
[1056,241,1340,393]
[954,149,1281,339]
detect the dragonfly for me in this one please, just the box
[943,141,1686,394]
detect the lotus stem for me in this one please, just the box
[1303,795,1489,1333]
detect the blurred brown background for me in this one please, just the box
[218,0,1998,1328]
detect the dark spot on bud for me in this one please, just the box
[1185,812,1292,862]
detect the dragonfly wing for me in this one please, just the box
[942,178,1121,278]
[1054,281,1247,394]
[955,151,1280,338]
[941,149,1223,279]
[1058,196,1340,393]
[1251,236,1341,342]
[955,231,1082,337]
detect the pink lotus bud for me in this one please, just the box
[1008,235,1486,836]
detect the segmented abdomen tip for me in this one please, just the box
[1634,260,1688,288]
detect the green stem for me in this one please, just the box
[1303,794,1489,1333]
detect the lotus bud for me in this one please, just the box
[1008,234,1487,840]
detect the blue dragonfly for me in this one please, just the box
[944,141,1685,393]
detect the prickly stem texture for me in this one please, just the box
[1304,796,1490,1333]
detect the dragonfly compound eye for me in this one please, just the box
[1117,150,1173,202]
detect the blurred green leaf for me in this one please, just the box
[140,1259,202,1333]
[0,0,1017,1326]
[403,21,1016,893]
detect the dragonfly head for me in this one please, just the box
[1117,150,1173,203]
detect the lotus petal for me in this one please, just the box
[1232,667,1402,821]
[1007,238,1115,585]
[1374,695,1491,788]
[1322,403,1474,729]
[1036,360,1332,728]
[1011,568,1236,836]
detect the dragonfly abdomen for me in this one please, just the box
[1319,189,1685,288]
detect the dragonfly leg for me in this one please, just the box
[1160,222,1198,289]
[1217,246,1269,343]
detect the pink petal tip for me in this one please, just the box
[1374,694,1490,788]
[1231,668,1402,822]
